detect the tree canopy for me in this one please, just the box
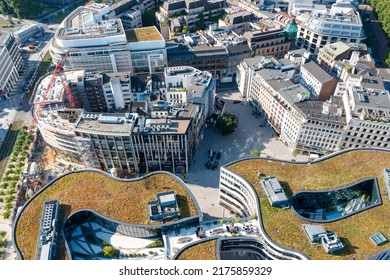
[195,12,205,30]
[366,0,390,66]
[142,8,157,27]
[103,245,118,258]
[216,113,238,135]
[0,0,43,19]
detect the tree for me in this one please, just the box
[386,53,390,67]
[3,0,43,19]
[196,12,205,30]
[251,149,260,157]
[103,245,118,258]
[216,113,238,135]
[142,9,157,27]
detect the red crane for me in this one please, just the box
[33,52,77,122]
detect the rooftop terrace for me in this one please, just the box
[227,149,390,260]
[57,5,124,41]
[14,170,199,259]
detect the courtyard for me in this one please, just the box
[186,85,308,220]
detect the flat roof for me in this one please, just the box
[57,6,124,40]
[165,66,213,98]
[33,70,85,105]
[260,176,288,204]
[125,26,163,42]
[133,118,191,135]
[320,42,350,57]
[74,113,137,136]
[158,192,177,206]
[302,224,326,242]
[302,61,334,84]
[351,82,390,110]
[295,100,347,124]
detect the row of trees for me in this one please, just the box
[0,231,6,258]
[0,0,44,19]
[0,126,32,219]
[366,0,390,65]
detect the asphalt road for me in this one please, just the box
[359,4,389,65]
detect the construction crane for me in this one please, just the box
[33,52,77,122]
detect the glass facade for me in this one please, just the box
[63,210,200,259]
[130,50,166,74]
[291,178,381,222]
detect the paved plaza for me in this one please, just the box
[186,85,308,220]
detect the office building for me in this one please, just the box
[317,42,352,72]
[50,2,131,73]
[0,31,23,99]
[158,0,226,31]
[164,66,215,116]
[126,26,167,74]
[218,10,254,35]
[118,9,142,31]
[242,20,290,57]
[299,61,338,100]
[283,48,312,82]
[247,62,346,153]
[337,75,390,150]
[294,1,365,54]
[110,0,155,16]
[167,34,230,78]
[236,55,295,98]
[12,23,44,44]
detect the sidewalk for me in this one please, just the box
[0,222,17,260]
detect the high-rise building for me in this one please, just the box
[0,31,22,99]
[50,3,131,73]
[293,1,365,54]
[164,66,215,116]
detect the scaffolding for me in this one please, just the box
[75,136,100,168]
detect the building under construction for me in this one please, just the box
[32,70,207,174]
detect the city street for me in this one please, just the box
[359,4,389,65]
[186,85,307,220]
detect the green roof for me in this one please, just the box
[227,150,390,260]
[15,171,198,260]
[125,26,162,42]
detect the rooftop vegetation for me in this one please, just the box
[228,150,390,260]
[176,239,217,260]
[125,26,162,42]
[15,171,198,260]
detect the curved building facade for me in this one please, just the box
[219,166,308,260]
[13,169,202,260]
[291,177,382,222]
[49,3,131,72]
[218,148,390,260]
